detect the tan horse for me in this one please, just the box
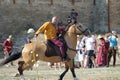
[18,23,89,80]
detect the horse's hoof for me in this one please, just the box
[21,78,26,80]
[74,77,79,80]
[21,75,26,80]
[14,73,20,77]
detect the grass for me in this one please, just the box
[0,58,120,80]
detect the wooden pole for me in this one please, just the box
[50,0,53,5]
[93,0,96,5]
[28,0,32,5]
[72,0,75,5]
[108,0,111,32]
[28,0,31,4]
[13,0,16,4]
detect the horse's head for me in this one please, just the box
[74,23,91,36]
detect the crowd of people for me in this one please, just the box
[74,30,119,68]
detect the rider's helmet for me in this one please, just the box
[27,28,35,34]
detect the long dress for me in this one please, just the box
[75,40,84,62]
[96,38,107,66]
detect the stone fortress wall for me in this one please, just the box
[0,0,119,47]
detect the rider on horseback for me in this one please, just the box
[35,16,70,62]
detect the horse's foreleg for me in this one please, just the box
[70,68,79,80]
[58,63,69,80]
[70,60,79,80]
[70,68,76,78]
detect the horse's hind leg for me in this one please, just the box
[18,61,25,75]
[14,61,26,80]
[18,60,34,74]
[16,61,33,80]
[58,63,69,80]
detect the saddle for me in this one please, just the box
[45,37,67,57]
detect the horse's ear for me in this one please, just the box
[75,23,81,29]
[77,23,83,28]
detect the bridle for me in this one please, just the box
[62,23,90,52]
[75,23,90,35]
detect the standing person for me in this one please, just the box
[67,16,72,25]
[2,35,13,66]
[26,28,35,70]
[104,33,110,67]
[87,35,97,68]
[57,20,65,33]
[96,35,107,67]
[35,16,70,62]
[84,34,96,68]
[26,28,35,43]
[107,30,118,67]
[70,9,78,23]
[74,35,84,68]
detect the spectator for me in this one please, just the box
[74,35,84,68]
[84,34,96,68]
[70,9,78,23]
[26,28,35,70]
[87,35,97,68]
[67,16,72,25]
[107,30,118,67]
[96,35,107,67]
[2,35,14,66]
[26,28,35,43]
[57,20,65,33]
[104,33,110,67]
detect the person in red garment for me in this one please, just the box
[3,35,13,66]
[96,35,107,67]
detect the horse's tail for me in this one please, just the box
[0,52,21,66]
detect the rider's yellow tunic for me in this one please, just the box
[35,22,58,40]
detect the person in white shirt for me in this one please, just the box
[74,35,85,68]
[84,34,96,68]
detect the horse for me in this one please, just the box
[0,23,90,80]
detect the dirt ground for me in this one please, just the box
[0,56,120,80]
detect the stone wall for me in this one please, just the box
[0,0,119,47]
[0,0,108,34]
[110,0,120,31]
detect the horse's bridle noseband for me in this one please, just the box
[76,24,91,35]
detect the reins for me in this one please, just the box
[67,47,77,52]
[60,23,89,52]
[59,23,77,52]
